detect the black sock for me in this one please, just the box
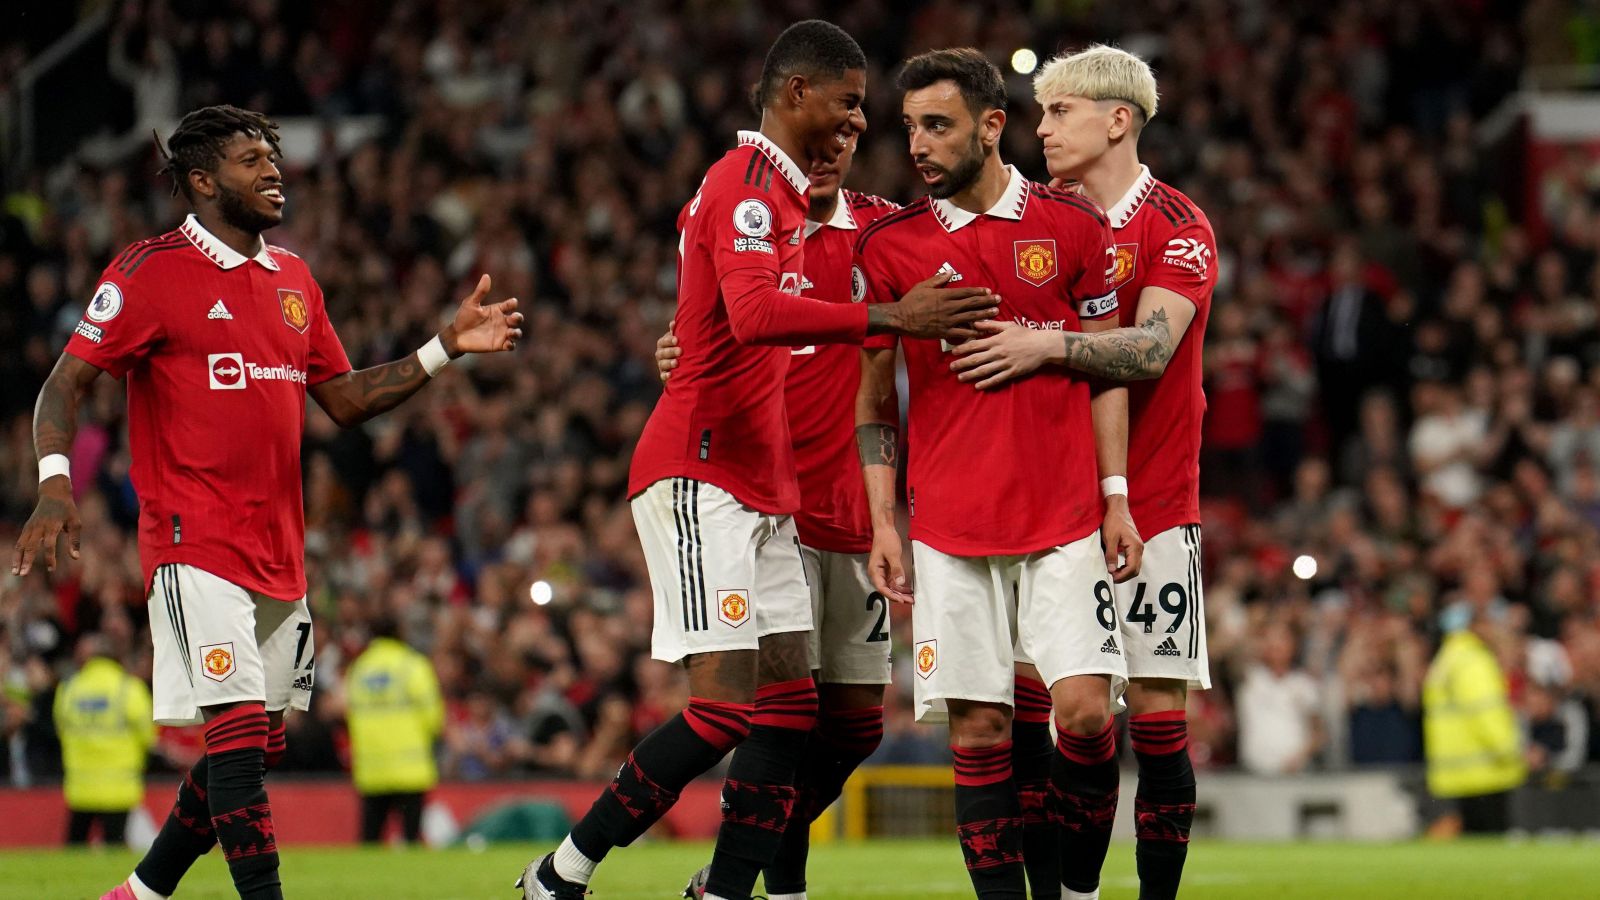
[765,704,884,894]
[1013,677,1060,900]
[954,741,1026,899]
[1130,711,1195,900]
[1053,719,1119,895]
[204,705,281,900]
[705,678,817,899]
[569,697,753,864]
[135,758,217,895]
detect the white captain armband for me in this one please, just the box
[1077,291,1119,319]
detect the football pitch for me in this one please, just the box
[7,837,1597,899]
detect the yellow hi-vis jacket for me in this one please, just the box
[1423,630,1526,799]
[53,657,154,812]
[346,637,444,795]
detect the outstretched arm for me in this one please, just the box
[12,354,104,575]
[311,274,523,426]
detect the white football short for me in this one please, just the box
[148,563,315,726]
[910,532,1128,724]
[633,478,812,663]
[800,546,892,684]
[1115,524,1211,688]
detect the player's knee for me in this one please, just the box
[1055,706,1111,737]
[948,702,1011,747]
[1126,678,1187,716]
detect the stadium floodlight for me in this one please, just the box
[1292,555,1318,580]
[1011,48,1038,75]
[530,580,553,606]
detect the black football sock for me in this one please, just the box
[134,757,216,896]
[764,704,884,895]
[1013,677,1061,900]
[1053,718,1119,896]
[204,705,281,900]
[565,697,753,875]
[705,678,818,899]
[1130,710,1195,900]
[954,741,1026,899]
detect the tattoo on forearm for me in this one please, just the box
[34,372,80,457]
[1061,307,1174,380]
[345,357,429,422]
[856,423,898,468]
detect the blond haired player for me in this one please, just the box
[949,45,1216,900]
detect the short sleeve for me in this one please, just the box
[854,238,900,350]
[64,268,164,378]
[1070,213,1120,323]
[305,281,351,385]
[703,177,787,287]
[1145,219,1217,312]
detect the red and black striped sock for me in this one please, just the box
[569,697,752,863]
[1053,718,1119,895]
[953,741,1026,899]
[705,678,818,899]
[264,723,287,770]
[764,703,884,894]
[1130,710,1195,900]
[1013,678,1061,900]
[204,704,281,900]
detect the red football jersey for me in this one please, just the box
[1101,167,1218,537]
[65,215,351,600]
[786,190,900,554]
[630,131,869,514]
[856,166,1118,556]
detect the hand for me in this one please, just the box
[1101,495,1143,583]
[882,272,997,340]
[869,527,914,604]
[441,274,524,356]
[12,477,82,576]
[655,320,680,383]
[949,319,1056,389]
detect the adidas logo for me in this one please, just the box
[1100,636,1121,656]
[292,673,315,691]
[207,299,233,320]
[935,261,964,282]
[1154,637,1181,657]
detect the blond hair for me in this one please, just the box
[1033,44,1159,126]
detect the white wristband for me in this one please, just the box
[38,453,70,483]
[1100,475,1128,498]
[418,335,451,377]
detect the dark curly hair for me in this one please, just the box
[897,48,1008,119]
[156,105,281,200]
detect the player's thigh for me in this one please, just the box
[631,478,761,663]
[1115,524,1210,690]
[908,542,1016,724]
[1015,532,1128,705]
[814,550,892,686]
[255,593,315,715]
[752,514,812,644]
[147,564,269,726]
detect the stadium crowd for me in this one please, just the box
[4,0,1600,789]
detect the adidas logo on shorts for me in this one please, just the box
[1154,636,1181,657]
[1100,636,1121,656]
[292,672,316,691]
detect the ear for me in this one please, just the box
[785,73,809,107]
[1108,103,1136,142]
[188,168,217,201]
[982,108,1007,149]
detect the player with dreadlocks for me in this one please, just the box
[11,104,523,900]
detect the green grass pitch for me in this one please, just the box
[5,837,1597,899]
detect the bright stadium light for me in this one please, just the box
[1011,48,1038,75]
[1292,555,1318,581]
[530,580,553,606]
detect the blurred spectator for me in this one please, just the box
[1423,606,1525,834]
[53,634,153,846]
[346,616,444,845]
[1236,622,1323,775]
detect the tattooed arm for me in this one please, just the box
[12,354,104,575]
[950,287,1198,388]
[856,346,912,604]
[311,274,524,427]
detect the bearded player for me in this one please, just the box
[517,21,996,900]
[658,131,901,900]
[950,45,1216,900]
[855,49,1141,899]
[12,105,522,900]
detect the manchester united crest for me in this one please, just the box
[717,589,750,627]
[914,639,938,679]
[1111,243,1138,288]
[278,288,309,334]
[1014,240,1057,286]
[200,642,235,682]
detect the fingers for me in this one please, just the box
[942,288,998,306]
[948,339,992,359]
[468,273,491,305]
[971,319,1007,333]
[10,531,29,576]
[951,307,1000,324]
[914,272,955,289]
[40,523,59,573]
[955,360,1007,383]
[67,517,82,561]
[973,369,1017,390]
[1121,537,1144,581]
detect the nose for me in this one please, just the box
[1035,114,1050,140]
[908,128,929,160]
[850,106,867,135]
[262,157,281,180]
